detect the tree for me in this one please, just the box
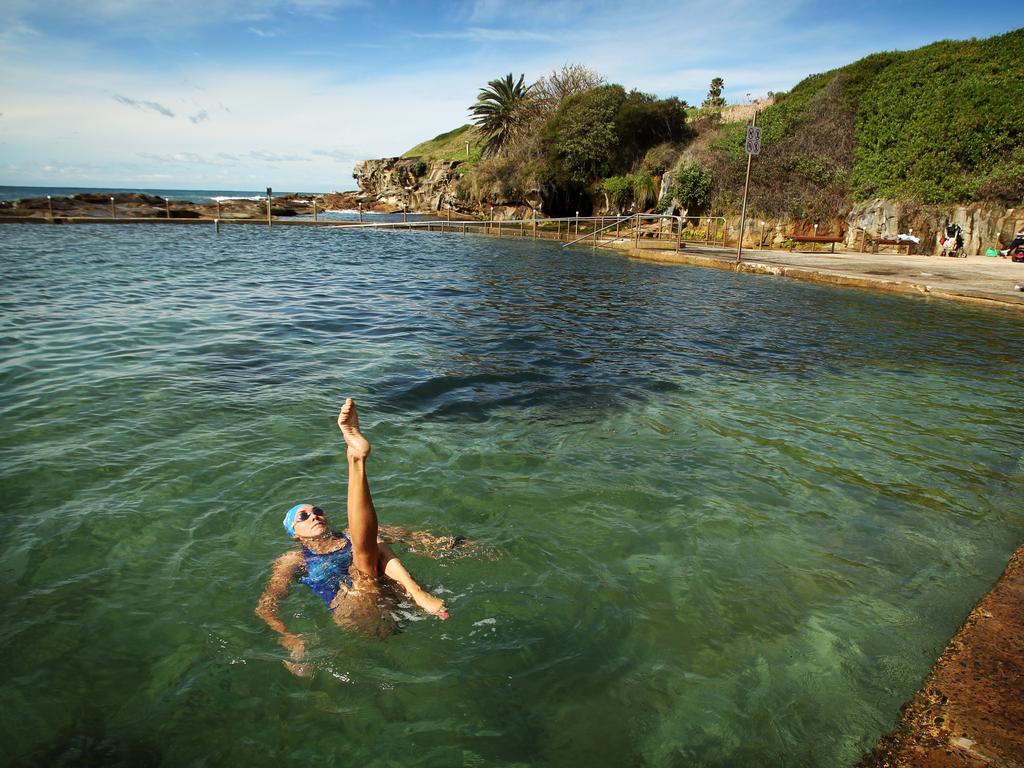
[666,163,713,213]
[702,77,726,109]
[541,85,627,186]
[469,73,532,157]
[530,64,606,118]
[542,85,690,188]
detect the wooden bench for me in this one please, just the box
[866,237,912,255]
[787,234,844,253]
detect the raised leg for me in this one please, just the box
[338,399,380,576]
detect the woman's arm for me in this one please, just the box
[255,550,309,667]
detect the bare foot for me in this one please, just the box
[412,589,449,620]
[337,398,371,459]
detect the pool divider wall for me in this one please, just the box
[858,542,1024,767]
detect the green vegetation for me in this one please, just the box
[403,125,484,162]
[403,31,1023,218]
[702,28,1024,216]
[469,73,533,157]
[601,175,633,210]
[851,33,1024,202]
[451,65,689,214]
[702,77,726,110]
[659,163,713,214]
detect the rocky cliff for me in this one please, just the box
[352,157,460,212]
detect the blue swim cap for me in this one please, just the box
[283,503,307,537]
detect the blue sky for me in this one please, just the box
[0,0,1019,191]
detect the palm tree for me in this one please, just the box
[469,73,532,156]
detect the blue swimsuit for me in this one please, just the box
[299,535,354,608]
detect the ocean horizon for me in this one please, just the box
[0,184,359,204]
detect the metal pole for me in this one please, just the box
[575,211,579,237]
[47,195,53,222]
[736,110,758,263]
[267,187,272,228]
[217,199,222,219]
[110,196,115,220]
[759,221,765,249]
[165,197,170,219]
[403,205,408,223]
[313,198,318,223]
[676,216,683,252]
[634,213,640,249]
[358,202,363,223]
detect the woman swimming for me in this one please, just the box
[256,399,450,674]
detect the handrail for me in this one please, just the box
[562,214,638,247]
[324,214,732,250]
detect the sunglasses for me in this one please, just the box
[295,506,326,523]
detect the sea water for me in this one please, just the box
[0,185,334,203]
[0,223,1021,767]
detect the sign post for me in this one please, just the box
[736,113,760,263]
[266,187,272,228]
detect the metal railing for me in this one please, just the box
[326,213,732,251]
[562,213,730,251]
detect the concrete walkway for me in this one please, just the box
[611,242,1024,313]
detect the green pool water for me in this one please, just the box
[1,224,1021,767]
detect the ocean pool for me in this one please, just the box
[1,223,1022,766]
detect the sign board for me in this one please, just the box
[745,126,762,156]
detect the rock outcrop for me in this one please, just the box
[352,157,460,212]
[0,192,323,220]
[846,199,1023,255]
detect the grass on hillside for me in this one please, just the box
[403,125,485,162]
[701,27,1024,214]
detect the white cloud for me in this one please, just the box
[246,150,312,162]
[138,151,211,162]
[312,148,357,162]
[114,94,176,118]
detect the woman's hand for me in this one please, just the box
[281,634,311,677]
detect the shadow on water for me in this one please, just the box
[11,730,161,768]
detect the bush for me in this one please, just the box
[664,163,713,214]
[641,142,680,176]
[631,172,658,210]
[601,175,633,210]
[541,85,689,190]
[541,85,626,186]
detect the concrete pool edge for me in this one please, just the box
[857,542,1024,767]
[610,245,1024,314]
